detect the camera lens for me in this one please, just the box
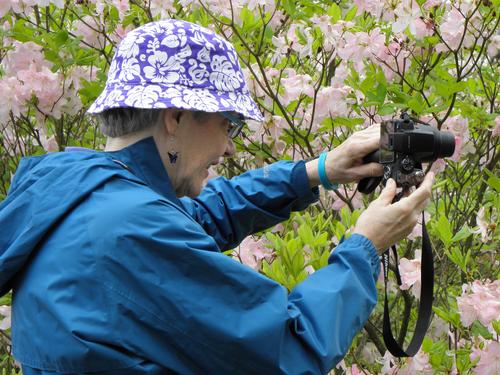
[436,131,455,158]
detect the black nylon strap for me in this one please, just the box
[382,213,434,357]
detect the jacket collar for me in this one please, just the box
[109,137,181,204]
[67,137,181,205]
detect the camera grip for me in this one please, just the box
[358,150,383,194]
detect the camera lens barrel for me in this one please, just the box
[436,131,456,158]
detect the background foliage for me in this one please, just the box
[0,0,499,373]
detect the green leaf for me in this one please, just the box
[471,321,494,340]
[378,104,396,116]
[451,225,473,242]
[298,224,314,246]
[436,215,453,247]
[327,3,341,23]
[433,306,461,328]
[332,117,365,128]
[54,30,69,47]
[492,320,500,335]
[407,96,425,115]
[344,5,358,21]
[484,169,500,193]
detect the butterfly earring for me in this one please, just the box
[167,137,179,164]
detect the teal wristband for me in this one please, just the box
[318,152,339,190]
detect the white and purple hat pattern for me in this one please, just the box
[88,19,263,121]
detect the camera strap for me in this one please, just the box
[382,212,434,357]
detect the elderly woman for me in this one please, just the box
[0,20,433,374]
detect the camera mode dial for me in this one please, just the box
[383,165,392,180]
[401,157,414,172]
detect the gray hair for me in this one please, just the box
[97,108,164,137]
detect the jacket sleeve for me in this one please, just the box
[179,160,319,251]
[94,197,380,375]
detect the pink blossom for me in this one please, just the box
[472,341,500,375]
[0,0,12,17]
[414,17,434,40]
[149,0,176,18]
[314,86,351,122]
[399,349,433,374]
[399,250,422,298]
[17,66,64,117]
[35,124,58,152]
[360,342,380,364]
[492,116,500,137]
[271,35,289,65]
[0,76,30,122]
[381,351,398,375]
[310,15,344,52]
[111,0,129,19]
[268,115,289,140]
[111,24,135,44]
[375,39,408,81]
[438,8,467,51]
[367,28,387,59]
[242,66,267,100]
[286,23,313,58]
[392,0,422,36]
[270,223,285,233]
[428,316,449,341]
[280,74,314,106]
[423,0,443,9]
[0,305,11,331]
[68,66,98,91]
[330,62,350,87]
[487,35,500,59]
[353,0,383,18]
[2,41,51,76]
[240,0,275,11]
[337,32,368,71]
[234,236,273,271]
[442,115,471,161]
[475,207,491,243]
[73,15,106,49]
[457,280,500,327]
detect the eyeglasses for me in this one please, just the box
[220,111,245,139]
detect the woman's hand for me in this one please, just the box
[353,173,435,254]
[306,124,383,187]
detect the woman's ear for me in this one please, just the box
[161,108,182,136]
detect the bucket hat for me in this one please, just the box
[88,19,263,122]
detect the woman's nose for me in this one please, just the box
[224,138,236,157]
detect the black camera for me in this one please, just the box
[358,113,455,194]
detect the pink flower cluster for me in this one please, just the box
[0,0,64,18]
[437,8,474,52]
[337,28,386,73]
[73,15,106,49]
[233,236,274,271]
[353,0,384,18]
[0,305,11,331]
[471,341,500,375]
[399,250,422,298]
[442,115,474,162]
[0,41,90,153]
[380,349,433,374]
[456,279,500,328]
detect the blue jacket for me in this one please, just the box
[0,137,380,374]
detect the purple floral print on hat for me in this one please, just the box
[88,19,263,122]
